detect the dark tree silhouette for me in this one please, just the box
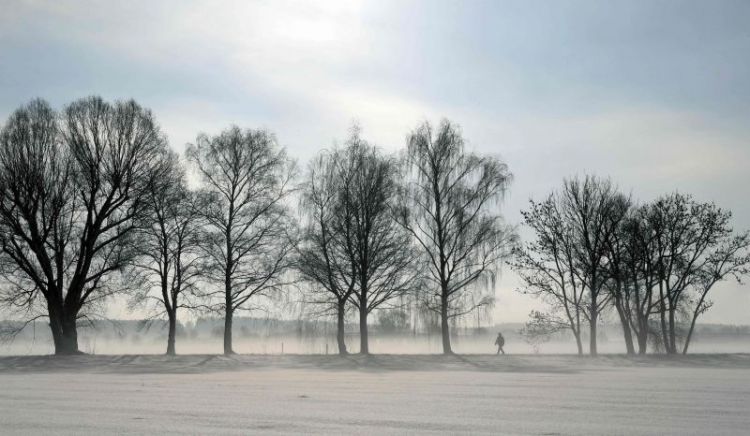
[607,207,663,354]
[336,129,419,354]
[518,180,750,355]
[645,193,750,354]
[129,151,207,355]
[600,193,637,354]
[682,230,750,353]
[187,126,296,355]
[511,196,588,355]
[560,176,627,356]
[396,120,515,354]
[0,97,169,355]
[513,176,628,356]
[295,149,356,354]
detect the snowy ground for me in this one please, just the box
[0,354,749,435]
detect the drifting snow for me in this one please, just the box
[0,354,748,435]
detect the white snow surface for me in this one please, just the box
[0,354,748,435]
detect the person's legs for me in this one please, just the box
[500,347,505,355]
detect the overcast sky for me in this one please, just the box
[1,0,749,324]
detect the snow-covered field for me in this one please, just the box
[0,354,748,435]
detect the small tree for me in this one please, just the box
[519,310,568,353]
[187,126,296,355]
[682,231,750,353]
[396,120,515,354]
[511,197,587,354]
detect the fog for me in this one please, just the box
[3,321,748,356]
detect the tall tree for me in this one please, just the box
[295,149,356,354]
[0,97,168,354]
[187,126,296,355]
[396,120,515,354]
[601,194,637,354]
[560,176,628,356]
[337,132,420,354]
[129,152,207,355]
[613,207,663,354]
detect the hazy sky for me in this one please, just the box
[1,0,749,324]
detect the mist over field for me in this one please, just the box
[3,318,748,356]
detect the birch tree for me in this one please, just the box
[396,120,515,354]
[187,126,296,355]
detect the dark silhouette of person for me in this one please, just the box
[495,332,505,355]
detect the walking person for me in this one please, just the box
[495,332,505,355]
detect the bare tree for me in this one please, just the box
[611,207,663,354]
[336,131,421,354]
[682,231,750,353]
[511,197,587,355]
[646,193,750,354]
[0,97,169,354]
[129,152,207,355]
[295,149,356,354]
[187,126,296,355]
[396,120,515,354]
[560,176,627,356]
[601,194,637,354]
[513,176,627,356]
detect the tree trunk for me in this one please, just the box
[224,219,234,355]
[635,308,649,354]
[48,306,64,352]
[683,292,708,355]
[636,326,648,355]
[658,287,669,354]
[667,305,677,354]
[224,308,234,355]
[56,314,80,355]
[359,307,369,355]
[573,330,583,355]
[589,311,598,356]
[336,300,348,355]
[614,300,635,355]
[683,317,697,355]
[166,312,177,356]
[440,293,452,355]
[48,301,80,355]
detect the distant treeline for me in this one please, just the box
[0,96,747,357]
